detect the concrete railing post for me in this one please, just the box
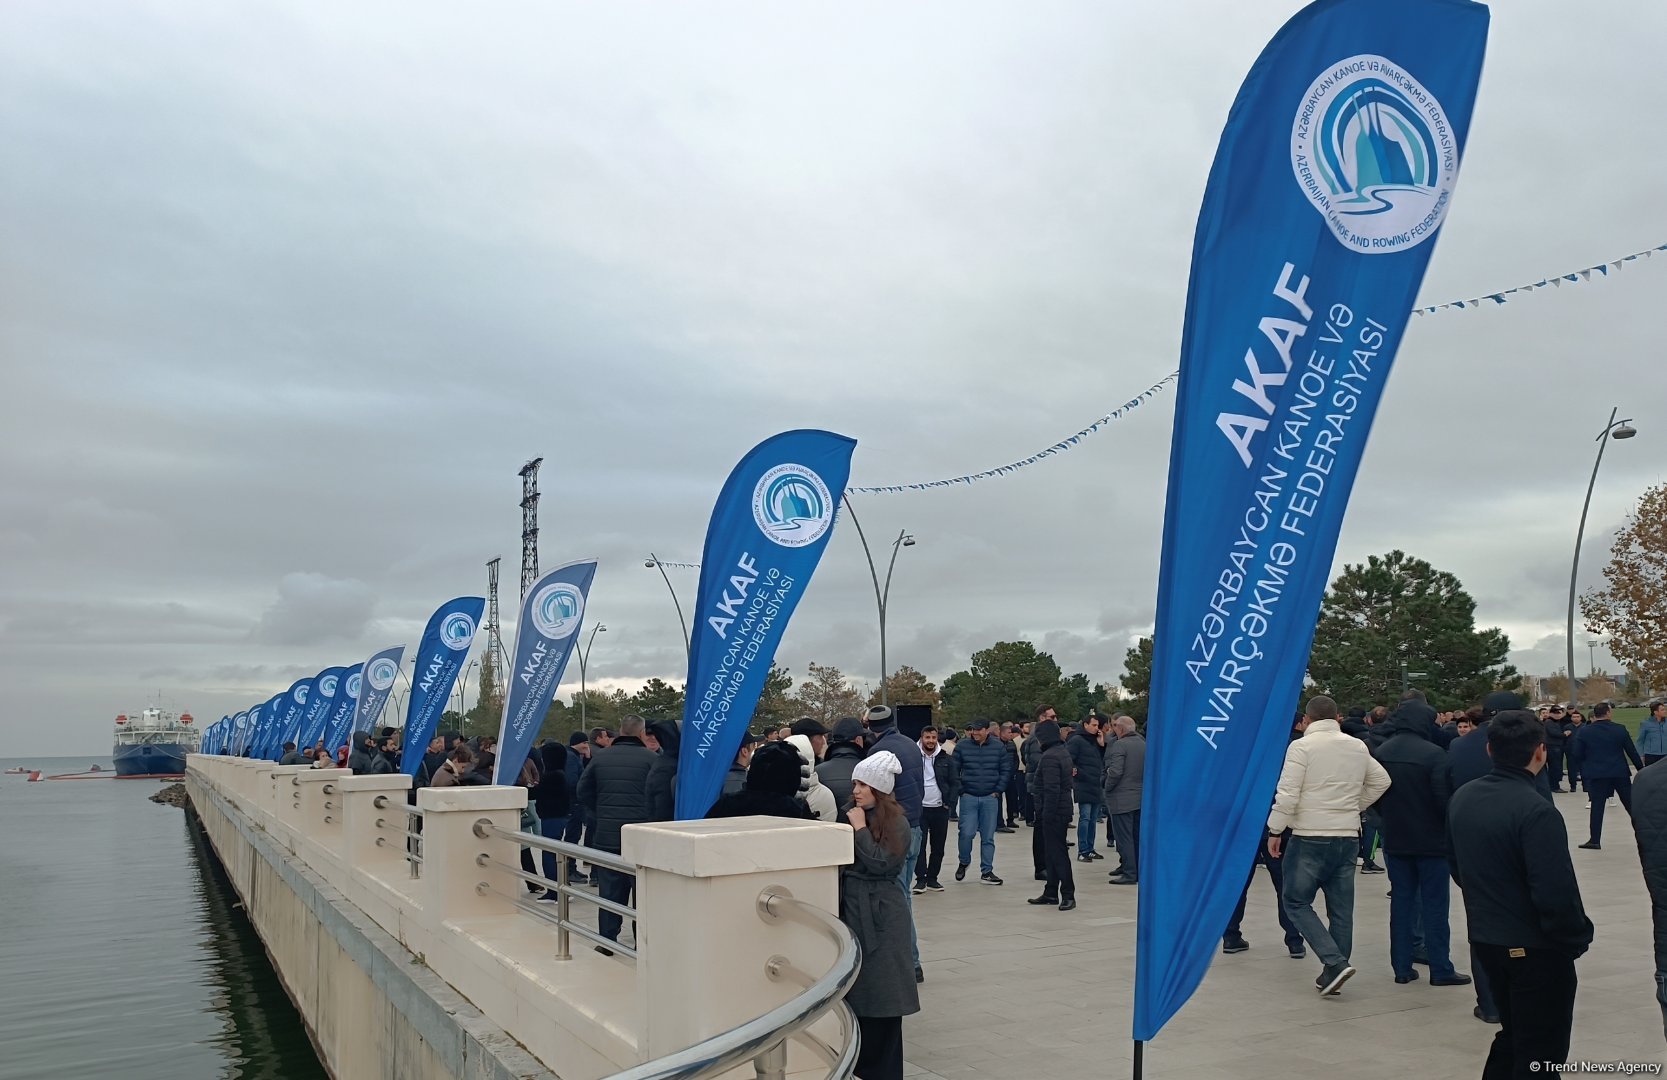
[338,773,415,883]
[415,785,529,921]
[621,818,853,1063]
[292,769,344,874]
[269,765,315,850]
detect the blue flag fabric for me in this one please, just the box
[324,663,364,753]
[1134,0,1488,1042]
[298,667,346,751]
[674,430,857,820]
[493,561,598,785]
[274,677,313,756]
[401,596,485,776]
[237,708,258,756]
[257,693,287,759]
[350,646,406,742]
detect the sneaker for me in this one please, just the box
[925,879,945,892]
[955,863,969,881]
[996,826,1016,834]
[911,878,927,895]
[1107,875,1137,885]
[567,872,590,886]
[1288,944,1306,959]
[1430,973,1473,987]
[1360,861,1386,874]
[981,871,1004,886]
[1579,841,1601,850]
[536,893,559,903]
[1222,934,1250,954]
[1087,851,1105,861]
[595,945,615,957]
[1077,853,1095,863]
[1317,963,1356,995]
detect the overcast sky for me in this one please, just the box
[3,1,1663,755]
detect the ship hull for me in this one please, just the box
[113,743,189,778]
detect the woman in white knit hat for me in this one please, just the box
[841,750,920,1080]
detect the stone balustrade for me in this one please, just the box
[187,753,854,1080]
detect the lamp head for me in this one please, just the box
[1612,421,1637,440]
[902,535,917,547]
[597,624,608,633]
[645,560,656,568]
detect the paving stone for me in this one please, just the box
[900,804,1666,1078]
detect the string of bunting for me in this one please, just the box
[647,559,701,570]
[1412,240,1665,314]
[849,240,1664,494]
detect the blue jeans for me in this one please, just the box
[957,794,1000,874]
[1077,801,1104,856]
[894,825,922,966]
[1385,853,1455,978]
[1281,835,1358,969]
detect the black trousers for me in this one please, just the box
[1473,943,1576,1079]
[1587,775,1634,844]
[915,805,949,882]
[854,1015,905,1080]
[1110,810,1141,881]
[1545,745,1565,788]
[1005,772,1029,824]
[595,866,636,943]
[1225,846,1304,950]
[1039,814,1074,900]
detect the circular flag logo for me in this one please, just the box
[1291,55,1459,254]
[530,582,584,640]
[752,464,836,548]
[440,612,476,652]
[367,657,399,692]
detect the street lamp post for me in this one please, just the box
[578,623,607,728]
[841,496,914,707]
[456,659,479,723]
[645,554,692,661]
[1566,408,1636,709]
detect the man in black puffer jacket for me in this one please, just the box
[645,718,681,822]
[1373,701,1467,987]
[1633,760,1667,1040]
[816,717,866,809]
[576,714,657,950]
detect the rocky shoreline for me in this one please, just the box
[150,782,190,808]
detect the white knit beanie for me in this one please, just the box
[851,750,902,795]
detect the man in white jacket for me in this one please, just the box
[1266,695,1392,997]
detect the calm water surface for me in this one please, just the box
[0,758,327,1080]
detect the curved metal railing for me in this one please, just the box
[604,886,860,1080]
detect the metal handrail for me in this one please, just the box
[474,822,640,961]
[476,822,636,874]
[603,887,861,1080]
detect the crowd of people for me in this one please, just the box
[246,690,1667,1080]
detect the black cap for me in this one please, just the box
[567,731,589,746]
[790,717,829,737]
[966,718,991,730]
[737,731,758,749]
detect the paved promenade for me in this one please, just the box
[903,797,1664,1080]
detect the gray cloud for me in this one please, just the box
[3,0,1665,753]
[252,573,376,647]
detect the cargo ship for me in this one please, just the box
[114,707,198,778]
